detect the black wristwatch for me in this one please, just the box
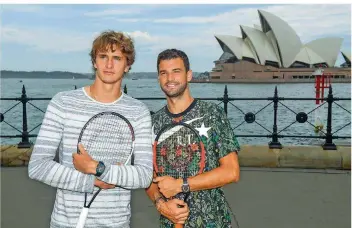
[181,177,190,193]
[95,161,105,177]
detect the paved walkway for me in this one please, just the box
[1,167,350,228]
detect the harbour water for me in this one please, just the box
[1,78,351,228]
[0,77,351,146]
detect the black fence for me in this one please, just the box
[1,85,350,150]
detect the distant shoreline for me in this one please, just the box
[0,70,160,80]
[0,70,91,79]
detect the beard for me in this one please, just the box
[161,81,187,98]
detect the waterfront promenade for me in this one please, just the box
[1,166,350,228]
[1,82,351,227]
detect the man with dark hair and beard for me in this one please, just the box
[146,49,241,227]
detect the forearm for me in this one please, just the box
[28,148,95,193]
[188,165,239,192]
[97,163,153,189]
[146,182,173,220]
[187,152,239,191]
[145,182,164,203]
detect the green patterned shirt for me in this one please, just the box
[152,99,240,228]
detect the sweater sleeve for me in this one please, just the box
[97,105,153,189]
[28,93,95,193]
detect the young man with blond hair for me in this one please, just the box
[28,30,153,228]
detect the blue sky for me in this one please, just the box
[1,4,351,73]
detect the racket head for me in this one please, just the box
[77,111,135,165]
[153,122,205,179]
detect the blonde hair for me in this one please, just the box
[90,30,135,71]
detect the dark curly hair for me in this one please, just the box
[157,49,190,72]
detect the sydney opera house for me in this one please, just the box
[209,10,351,83]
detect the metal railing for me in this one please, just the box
[1,84,350,150]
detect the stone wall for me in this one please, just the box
[1,144,350,169]
[1,145,32,166]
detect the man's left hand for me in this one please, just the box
[153,176,182,198]
[72,143,98,174]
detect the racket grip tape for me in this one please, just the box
[76,207,89,228]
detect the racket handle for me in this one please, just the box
[76,207,89,228]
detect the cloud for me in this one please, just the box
[106,4,350,52]
[126,4,350,70]
[154,16,218,24]
[114,18,147,23]
[127,31,158,42]
[83,4,166,18]
[1,5,42,13]
[84,8,142,17]
[1,26,160,54]
[127,32,218,61]
[10,4,346,55]
[2,26,93,53]
[2,4,350,71]
[151,4,350,42]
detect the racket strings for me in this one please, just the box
[80,114,133,164]
[156,125,202,179]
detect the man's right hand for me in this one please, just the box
[94,179,115,189]
[157,198,190,224]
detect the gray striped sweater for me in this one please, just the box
[28,88,153,228]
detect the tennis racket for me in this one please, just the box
[75,111,135,228]
[153,122,206,228]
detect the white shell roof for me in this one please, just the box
[215,35,243,58]
[293,46,326,65]
[258,10,302,67]
[305,38,343,67]
[240,25,279,65]
[253,24,262,31]
[215,35,255,61]
[242,39,257,61]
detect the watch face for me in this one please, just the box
[96,162,105,176]
[97,164,104,172]
[182,184,190,193]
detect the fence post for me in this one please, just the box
[269,86,282,149]
[223,85,228,115]
[323,85,336,150]
[124,84,128,94]
[18,85,32,148]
